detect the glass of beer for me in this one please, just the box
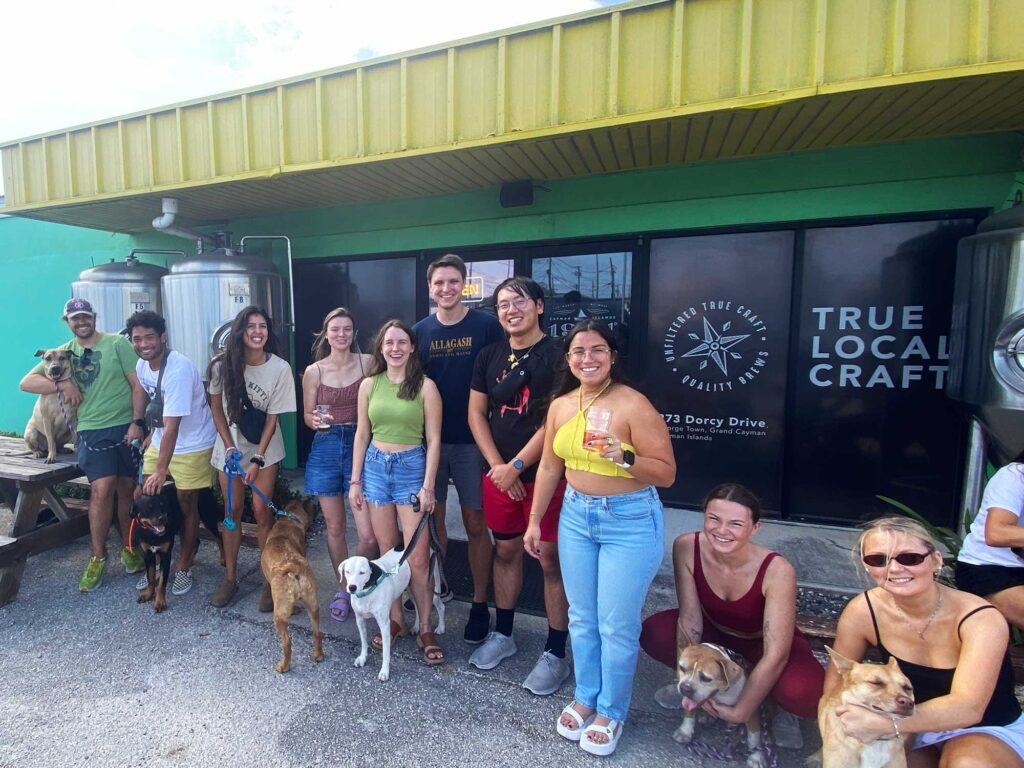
[315,404,332,432]
[584,406,612,450]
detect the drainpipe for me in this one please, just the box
[152,197,217,251]
[240,235,295,331]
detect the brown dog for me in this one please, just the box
[24,349,78,463]
[259,499,324,673]
[675,642,767,768]
[816,647,914,768]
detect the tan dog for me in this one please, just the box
[674,642,767,768]
[24,349,78,463]
[815,647,914,768]
[259,499,324,673]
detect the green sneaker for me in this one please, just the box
[120,546,144,574]
[79,557,106,592]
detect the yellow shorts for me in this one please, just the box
[143,446,215,490]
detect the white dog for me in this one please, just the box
[340,548,411,682]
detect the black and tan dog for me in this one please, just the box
[24,348,78,463]
[131,486,181,613]
[260,499,324,673]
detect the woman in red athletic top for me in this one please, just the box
[640,483,824,733]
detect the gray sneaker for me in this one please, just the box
[469,632,518,670]
[136,573,149,591]
[771,710,804,750]
[522,651,571,695]
[170,569,193,596]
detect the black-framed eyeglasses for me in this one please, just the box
[862,552,931,568]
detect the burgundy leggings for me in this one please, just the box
[639,608,825,719]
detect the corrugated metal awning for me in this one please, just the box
[3,0,1023,232]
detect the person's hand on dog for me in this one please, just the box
[523,522,543,560]
[58,379,83,407]
[703,698,754,725]
[835,705,892,744]
[487,462,525,500]
[143,469,167,496]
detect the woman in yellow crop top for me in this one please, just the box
[525,320,675,756]
[349,320,443,665]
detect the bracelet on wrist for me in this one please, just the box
[421,486,434,493]
[350,479,362,485]
[250,454,266,467]
[891,717,901,740]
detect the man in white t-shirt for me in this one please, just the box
[127,311,217,597]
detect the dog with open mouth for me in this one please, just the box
[131,486,181,613]
[24,348,78,464]
[674,642,768,768]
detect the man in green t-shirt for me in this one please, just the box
[20,298,147,592]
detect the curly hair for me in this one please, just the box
[367,319,424,401]
[207,305,279,425]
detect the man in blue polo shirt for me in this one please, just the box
[413,253,504,644]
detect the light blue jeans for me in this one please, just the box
[558,484,665,722]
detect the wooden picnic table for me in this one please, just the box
[0,435,89,605]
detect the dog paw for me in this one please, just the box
[378,669,390,682]
[154,601,167,613]
[354,654,367,668]
[672,725,693,744]
[746,749,769,768]
[275,661,290,673]
[312,651,325,663]
[137,592,153,604]
[44,456,56,464]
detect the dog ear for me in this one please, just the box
[716,657,744,688]
[35,349,45,357]
[367,561,383,587]
[825,645,855,676]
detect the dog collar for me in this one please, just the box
[354,571,391,598]
[276,510,302,524]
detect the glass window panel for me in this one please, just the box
[428,259,514,314]
[532,252,632,347]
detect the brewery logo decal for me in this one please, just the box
[663,300,769,392]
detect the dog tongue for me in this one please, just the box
[681,696,701,712]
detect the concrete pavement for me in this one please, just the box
[0,516,823,768]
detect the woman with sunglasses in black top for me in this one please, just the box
[956,449,1024,630]
[825,515,1024,767]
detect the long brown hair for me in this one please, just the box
[367,319,424,401]
[703,483,763,523]
[207,305,279,424]
[311,307,356,361]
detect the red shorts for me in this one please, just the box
[482,473,565,543]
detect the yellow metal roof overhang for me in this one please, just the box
[3,0,1024,233]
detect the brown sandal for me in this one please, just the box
[417,631,446,666]
[372,619,407,651]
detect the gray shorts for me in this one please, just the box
[76,424,137,483]
[432,442,484,510]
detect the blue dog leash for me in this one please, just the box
[223,451,299,531]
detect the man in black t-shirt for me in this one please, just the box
[467,277,570,696]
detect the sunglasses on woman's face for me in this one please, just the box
[862,551,931,568]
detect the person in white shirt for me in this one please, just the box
[128,311,217,597]
[956,450,1024,628]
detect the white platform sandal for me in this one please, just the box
[556,701,596,742]
[579,719,623,756]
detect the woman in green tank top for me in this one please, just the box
[349,319,443,664]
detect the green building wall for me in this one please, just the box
[2,132,1021,467]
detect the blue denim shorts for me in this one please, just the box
[305,424,355,497]
[362,443,426,506]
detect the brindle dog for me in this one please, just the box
[132,487,181,613]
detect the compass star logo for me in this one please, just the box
[681,318,750,376]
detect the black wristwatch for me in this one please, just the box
[616,449,635,469]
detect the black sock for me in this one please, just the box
[495,607,516,637]
[545,627,569,658]
[470,601,489,621]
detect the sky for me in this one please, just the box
[2,0,620,196]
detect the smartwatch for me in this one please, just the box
[616,449,635,469]
[512,457,525,471]
[132,418,147,429]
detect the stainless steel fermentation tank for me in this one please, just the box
[161,249,286,378]
[71,253,171,334]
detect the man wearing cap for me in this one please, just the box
[20,298,146,592]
